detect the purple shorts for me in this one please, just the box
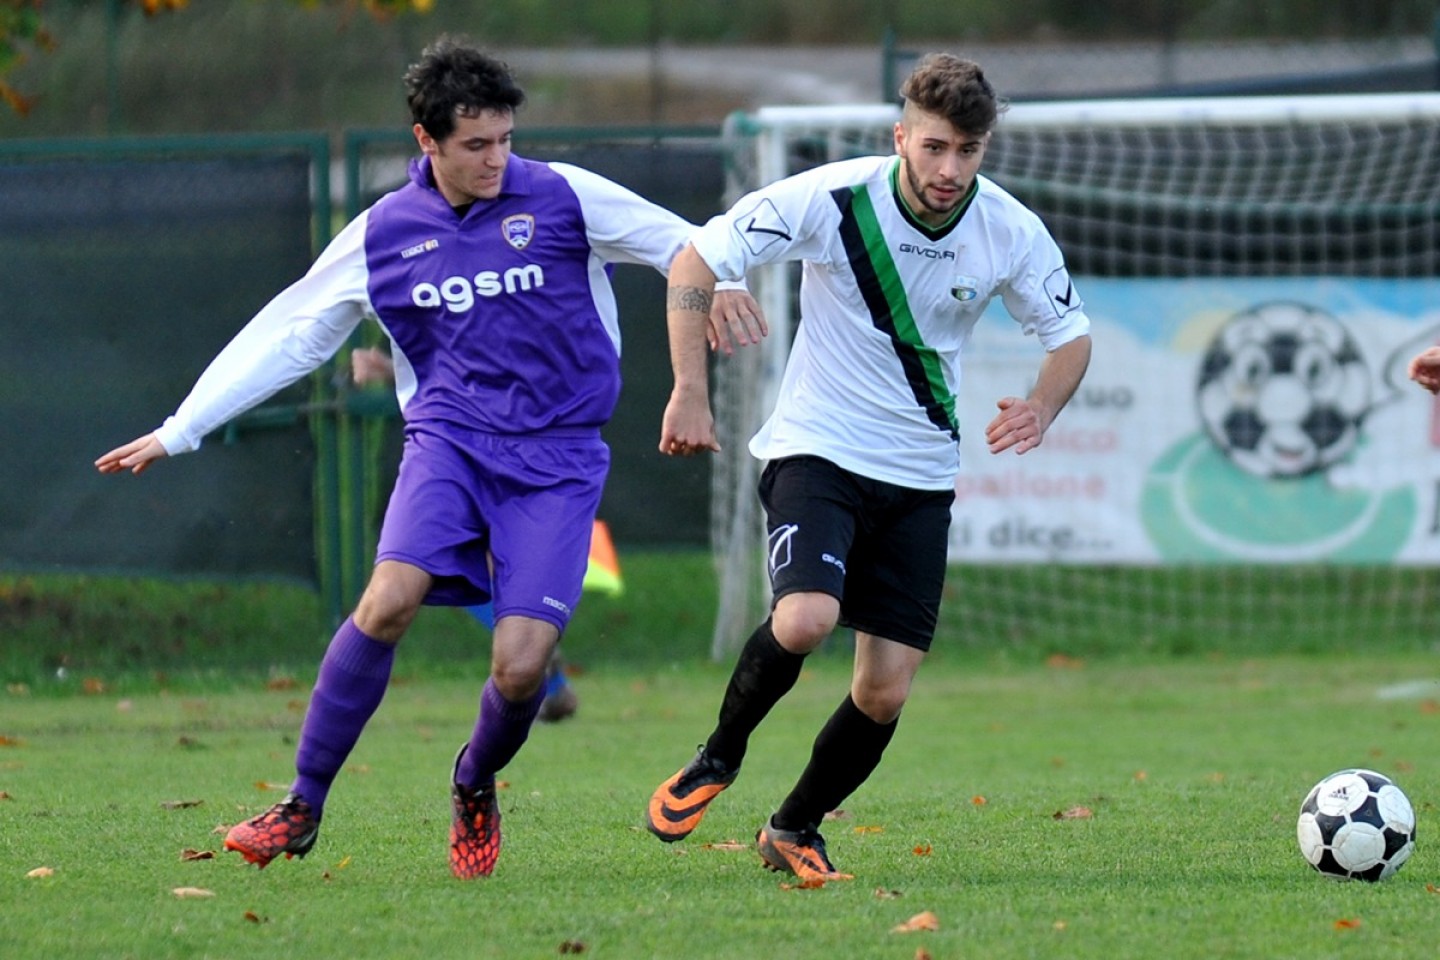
[375,422,609,631]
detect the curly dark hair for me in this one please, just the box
[899,53,1006,135]
[403,35,526,141]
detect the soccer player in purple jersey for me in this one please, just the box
[95,35,760,879]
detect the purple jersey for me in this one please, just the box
[149,153,700,620]
[367,156,685,436]
[154,155,695,453]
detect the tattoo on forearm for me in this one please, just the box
[668,286,713,315]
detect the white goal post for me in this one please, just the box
[709,92,1440,661]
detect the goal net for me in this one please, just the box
[710,94,1440,660]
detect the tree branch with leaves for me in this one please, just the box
[0,0,435,115]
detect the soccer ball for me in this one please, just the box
[1296,768,1416,881]
[1196,301,1371,478]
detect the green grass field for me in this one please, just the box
[4,647,1439,959]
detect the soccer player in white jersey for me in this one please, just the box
[95,35,758,879]
[647,53,1093,881]
[1408,345,1440,393]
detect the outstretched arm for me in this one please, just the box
[986,334,1092,455]
[95,433,169,476]
[661,244,721,456]
[1409,346,1440,394]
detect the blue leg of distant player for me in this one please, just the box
[467,603,577,721]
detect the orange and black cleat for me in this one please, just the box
[756,817,854,882]
[645,746,739,842]
[223,793,320,868]
[450,749,502,879]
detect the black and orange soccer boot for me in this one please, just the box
[755,816,854,882]
[450,748,502,879]
[223,793,320,868]
[645,746,738,842]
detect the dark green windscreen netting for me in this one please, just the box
[0,153,318,582]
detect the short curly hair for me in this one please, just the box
[403,35,526,142]
[899,53,1005,135]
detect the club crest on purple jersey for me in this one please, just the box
[502,214,535,250]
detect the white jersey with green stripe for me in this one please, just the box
[691,155,1090,491]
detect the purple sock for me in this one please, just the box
[456,678,545,789]
[291,617,395,818]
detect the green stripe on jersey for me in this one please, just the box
[844,184,959,437]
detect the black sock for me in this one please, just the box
[703,619,805,769]
[773,694,897,832]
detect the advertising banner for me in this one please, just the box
[952,278,1440,565]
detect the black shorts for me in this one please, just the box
[758,455,954,651]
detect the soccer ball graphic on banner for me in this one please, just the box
[1196,301,1372,478]
[1296,769,1416,881]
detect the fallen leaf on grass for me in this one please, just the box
[971,795,987,805]
[891,911,940,933]
[254,781,288,792]
[558,941,587,954]
[779,878,829,890]
[915,950,933,960]
[0,791,11,800]
[1045,653,1084,670]
[1426,883,1440,895]
[1053,920,1069,931]
[701,841,750,852]
[334,856,352,870]
[243,911,268,924]
[912,844,932,856]
[82,677,107,695]
[160,799,204,810]
[1334,918,1362,930]
[172,887,215,899]
[266,676,299,691]
[1133,770,1148,782]
[179,849,215,861]
[0,735,23,747]
[873,888,903,900]
[26,867,54,878]
[853,825,884,834]
[1053,806,1093,820]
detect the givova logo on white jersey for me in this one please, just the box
[411,264,545,312]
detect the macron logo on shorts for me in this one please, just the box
[768,524,799,578]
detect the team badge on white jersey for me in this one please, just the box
[951,274,980,302]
